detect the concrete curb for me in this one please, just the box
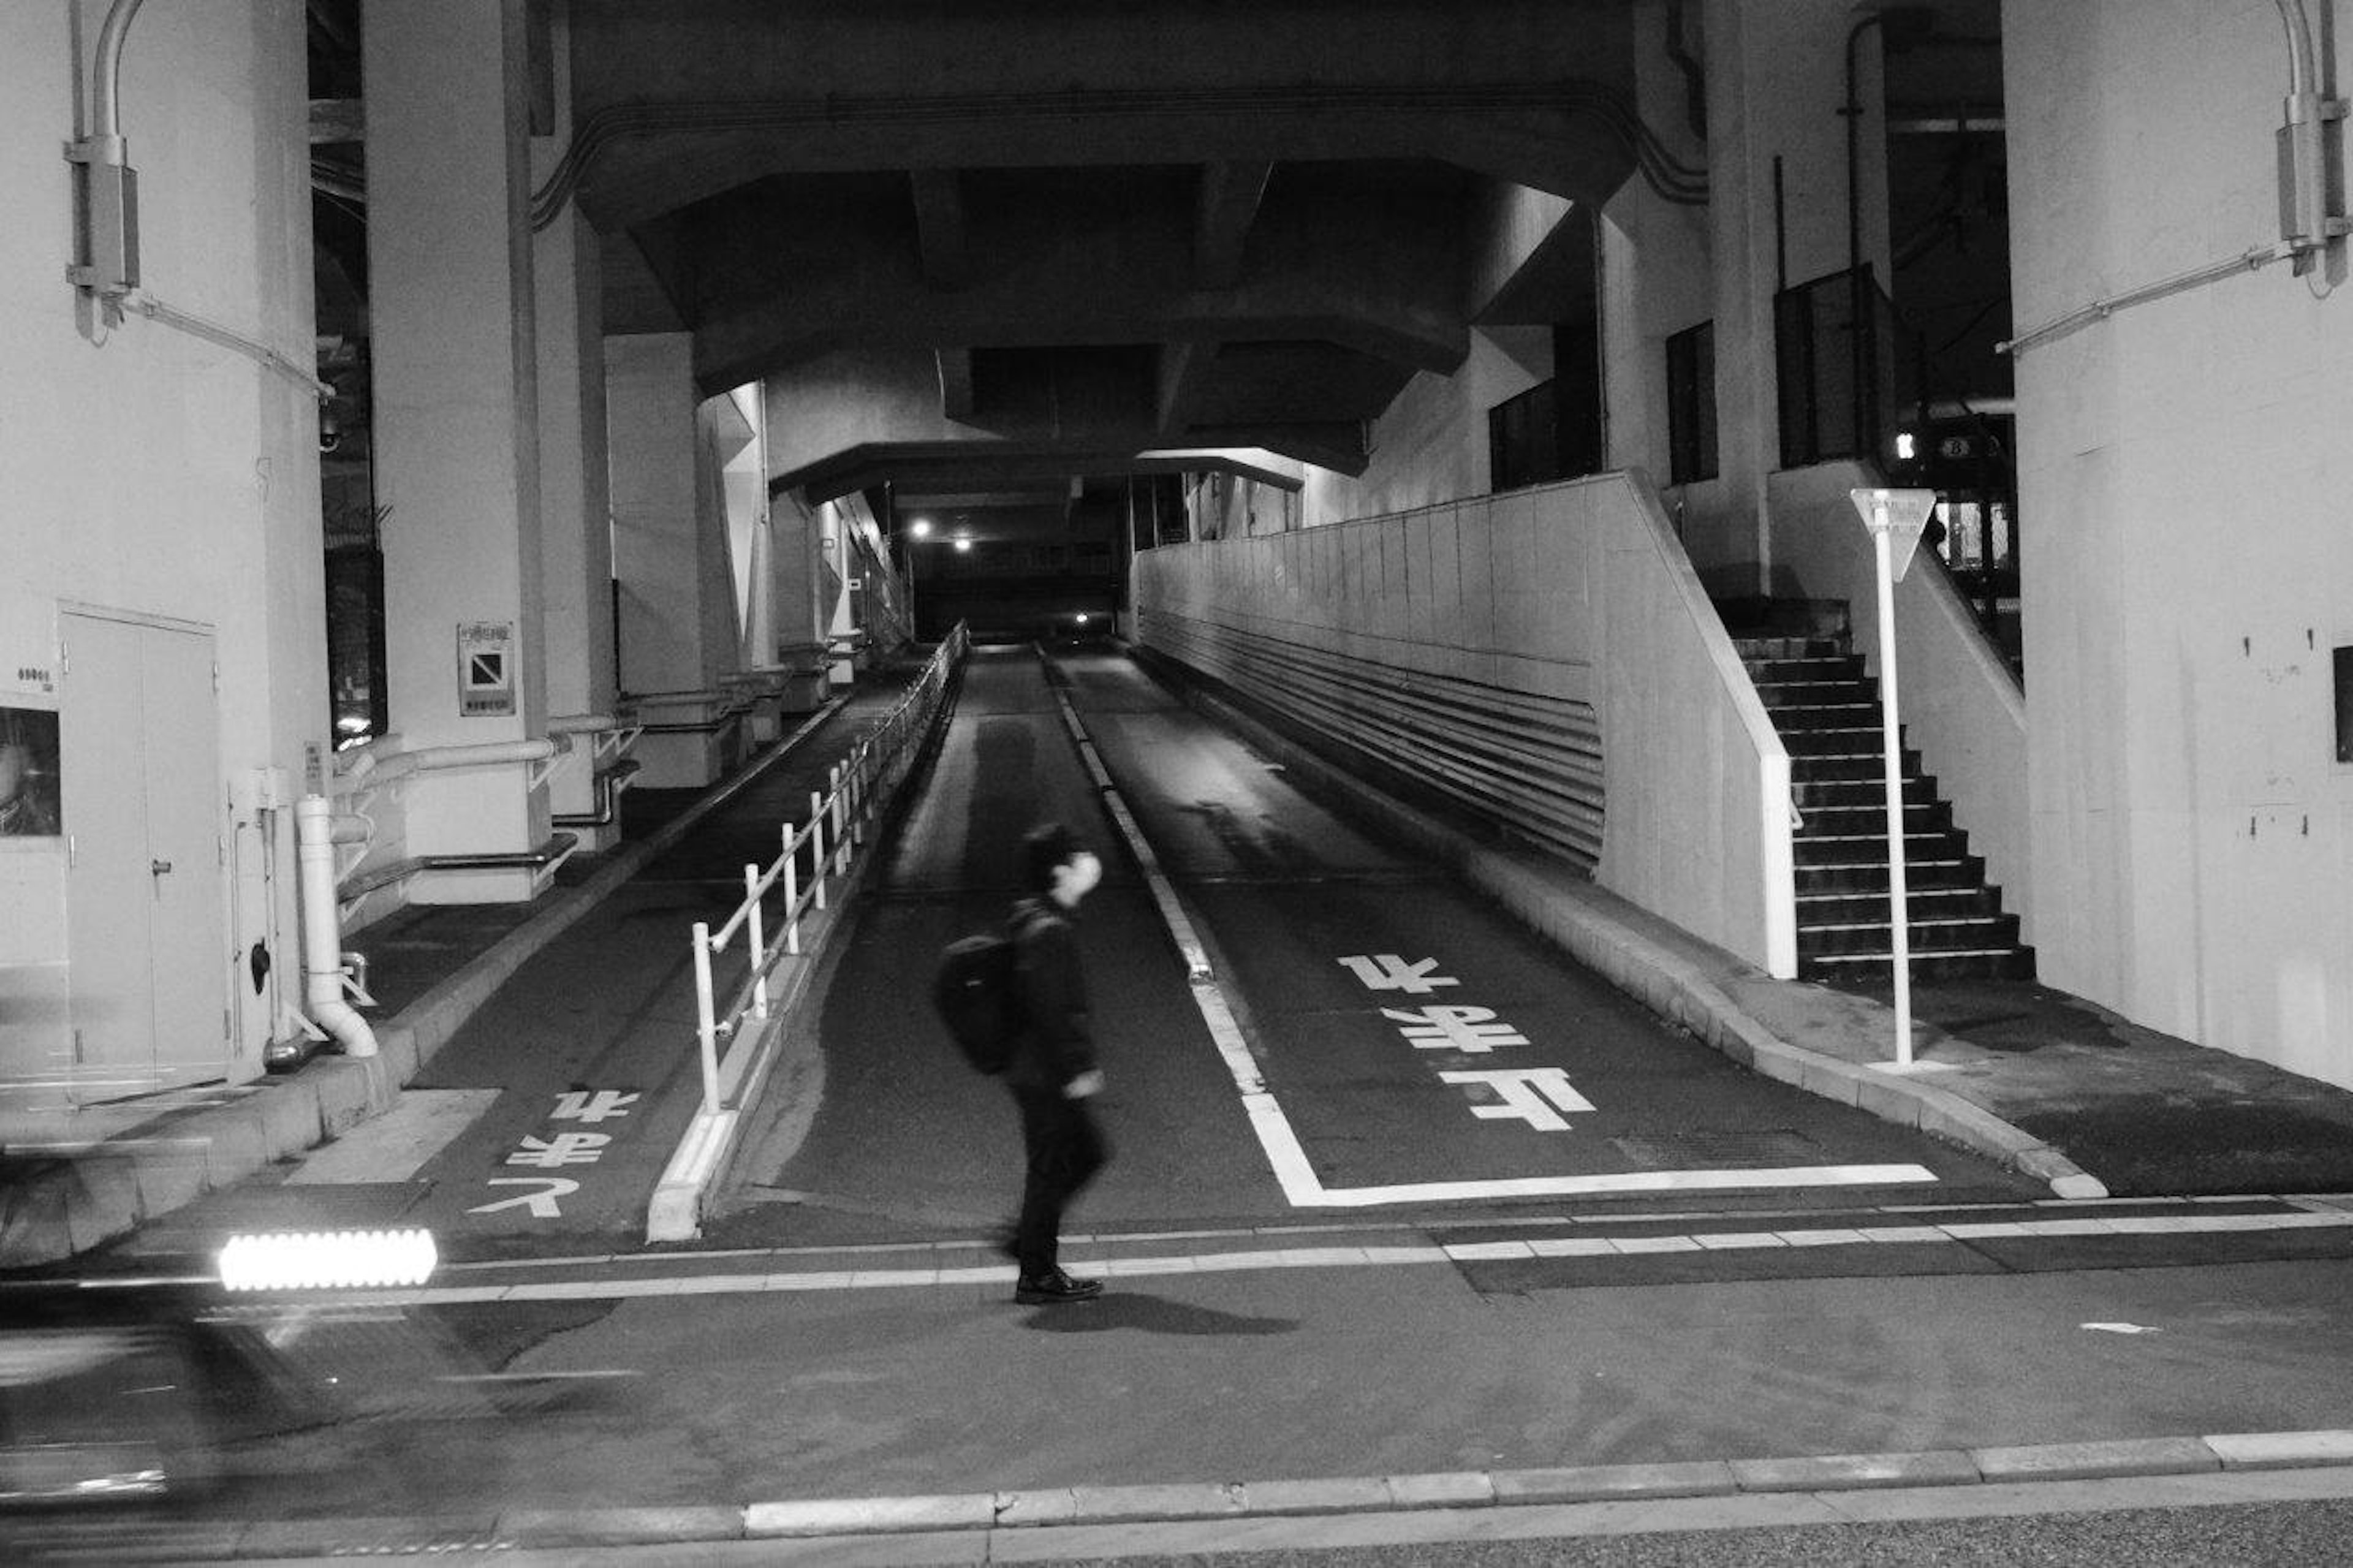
[647,659,964,1241]
[151,1431,2353,1557]
[0,699,857,1270]
[1146,661,2105,1200]
[711,1431,2353,1541]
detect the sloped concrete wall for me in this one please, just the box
[1137,472,1795,975]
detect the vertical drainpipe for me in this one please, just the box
[294,796,378,1058]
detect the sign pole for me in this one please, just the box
[1847,487,1934,1070]
[1869,510,1913,1067]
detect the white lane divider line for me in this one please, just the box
[1040,672,1937,1208]
[365,1208,2353,1306]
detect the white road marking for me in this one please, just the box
[1044,678,1939,1206]
[347,1206,2353,1306]
[466,1178,580,1219]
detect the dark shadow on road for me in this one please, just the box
[1018,1292,1297,1337]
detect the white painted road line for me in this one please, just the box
[348,1207,2353,1306]
[1041,676,1941,1208]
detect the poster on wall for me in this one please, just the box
[0,706,61,838]
[457,621,517,718]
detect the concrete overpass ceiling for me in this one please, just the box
[556,2,1640,501]
[1189,341,1416,427]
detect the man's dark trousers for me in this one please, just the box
[1011,1085,1107,1274]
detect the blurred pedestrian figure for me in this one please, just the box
[1000,822,1108,1305]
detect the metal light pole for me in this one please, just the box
[1848,488,1936,1068]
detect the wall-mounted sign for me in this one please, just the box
[1,589,58,699]
[457,621,516,717]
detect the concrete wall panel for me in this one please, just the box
[2006,0,2353,1087]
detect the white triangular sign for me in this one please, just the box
[1848,488,1939,582]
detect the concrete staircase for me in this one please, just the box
[1735,631,2034,986]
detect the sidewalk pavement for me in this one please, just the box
[10,644,2353,1271]
[0,664,931,1270]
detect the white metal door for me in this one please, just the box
[61,614,225,1100]
[139,626,224,1083]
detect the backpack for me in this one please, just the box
[932,929,1023,1074]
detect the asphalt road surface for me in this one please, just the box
[18,645,2353,1564]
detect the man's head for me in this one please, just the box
[1023,821,1102,909]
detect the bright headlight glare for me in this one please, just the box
[217,1228,438,1292]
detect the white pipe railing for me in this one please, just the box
[686,626,969,1114]
[343,736,561,792]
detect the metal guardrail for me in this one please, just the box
[684,625,969,1115]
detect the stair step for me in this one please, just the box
[1795,857,1987,893]
[1796,801,1953,837]
[1731,637,1847,662]
[1779,725,1928,755]
[1765,703,1888,732]
[1794,828,1970,854]
[1787,751,1928,783]
[1797,887,2001,923]
[1803,947,2038,985]
[1799,913,2023,957]
[1793,776,1938,808]
[1756,681,1875,708]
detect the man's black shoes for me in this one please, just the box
[1015,1268,1104,1306]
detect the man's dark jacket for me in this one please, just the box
[1007,896,1095,1091]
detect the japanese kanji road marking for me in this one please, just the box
[1338,955,1460,995]
[553,1090,640,1123]
[467,1178,580,1219]
[1384,1005,1532,1053]
[1439,1066,1597,1131]
[507,1132,612,1167]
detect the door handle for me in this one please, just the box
[151,858,173,876]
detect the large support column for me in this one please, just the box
[1599,1,1713,555]
[767,488,833,712]
[365,0,548,903]
[2007,0,2353,1089]
[533,7,619,847]
[1703,0,1890,593]
[608,335,740,786]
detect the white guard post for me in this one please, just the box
[1846,488,1938,1068]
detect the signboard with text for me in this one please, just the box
[457,621,516,717]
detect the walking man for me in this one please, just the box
[1003,822,1109,1305]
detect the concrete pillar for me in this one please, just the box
[608,334,740,786]
[2007,0,2353,1089]
[1703,0,1890,594]
[365,0,548,902]
[1600,1,1715,555]
[767,489,832,711]
[534,224,617,843]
